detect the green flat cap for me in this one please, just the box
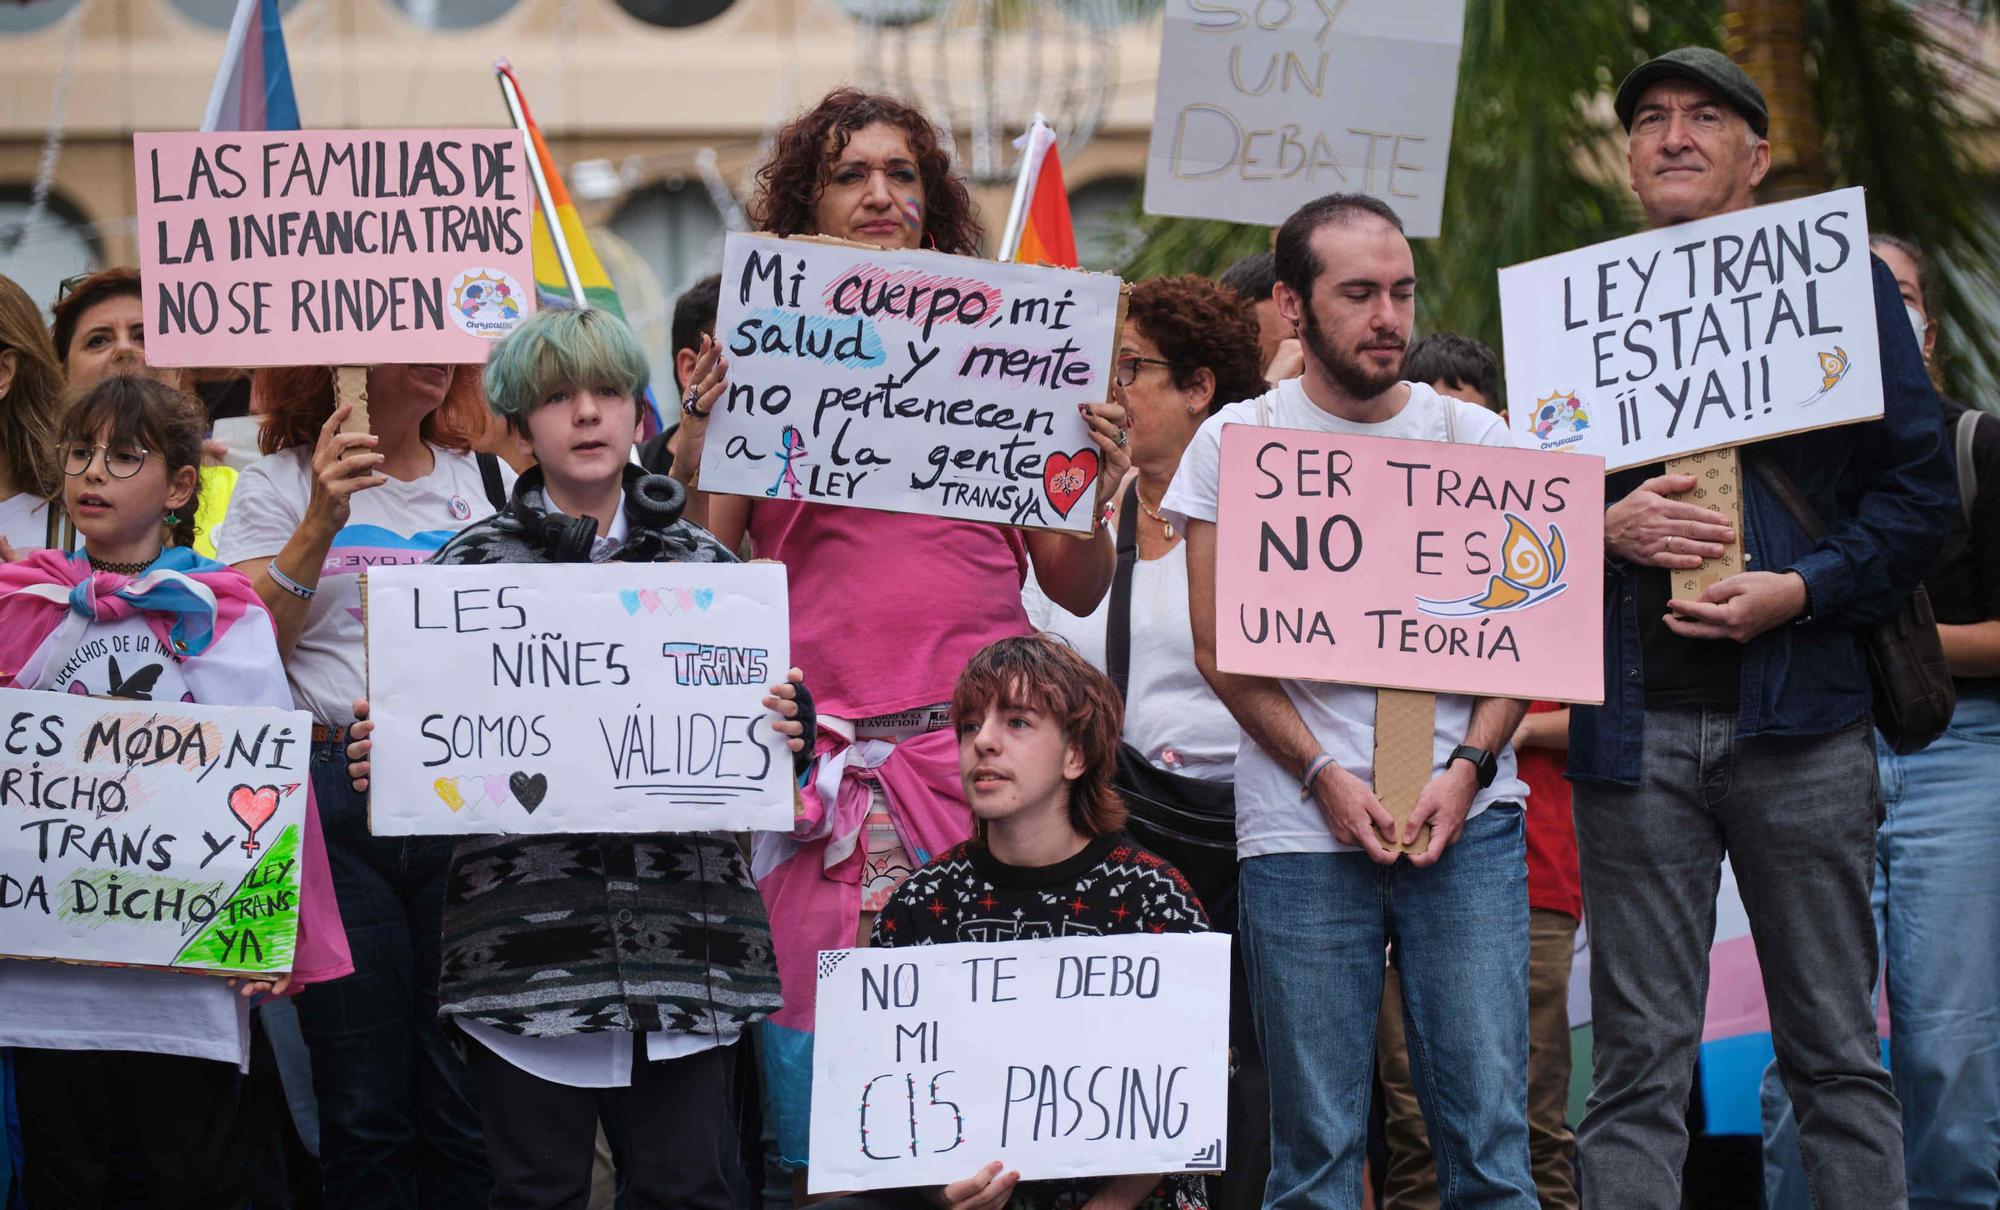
[1614,46,1770,138]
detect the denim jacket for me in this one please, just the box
[1571,255,1956,786]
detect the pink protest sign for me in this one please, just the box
[134,130,534,367]
[1215,425,1606,703]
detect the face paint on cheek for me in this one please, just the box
[900,196,923,228]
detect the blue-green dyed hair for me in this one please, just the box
[481,305,651,430]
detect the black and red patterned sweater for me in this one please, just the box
[867,832,1212,1210]
[869,833,1210,947]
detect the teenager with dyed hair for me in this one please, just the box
[0,374,350,1208]
[342,304,804,1209]
[819,634,1210,1210]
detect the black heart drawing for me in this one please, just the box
[509,771,549,813]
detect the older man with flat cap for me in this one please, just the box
[1566,47,1954,1210]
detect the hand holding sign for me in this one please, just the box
[699,234,1123,532]
[1604,472,1737,569]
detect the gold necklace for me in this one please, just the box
[1135,485,1175,540]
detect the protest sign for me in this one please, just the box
[698,233,1122,533]
[364,561,794,836]
[807,933,1231,1193]
[0,687,313,975]
[134,129,534,367]
[1500,187,1881,472]
[1215,424,1605,703]
[1142,0,1466,236]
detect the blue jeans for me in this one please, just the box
[294,737,490,1208]
[1238,805,1535,1209]
[1763,692,2000,1210]
[1574,709,1902,1210]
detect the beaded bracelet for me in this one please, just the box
[269,562,317,601]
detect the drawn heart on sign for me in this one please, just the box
[694,588,714,611]
[509,771,549,814]
[640,589,661,614]
[228,784,281,834]
[433,777,468,812]
[1042,449,1100,518]
[482,774,512,807]
[673,588,694,613]
[228,784,282,856]
[619,589,642,616]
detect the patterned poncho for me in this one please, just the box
[428,467,784,1039]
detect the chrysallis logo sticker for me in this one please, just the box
[449,268,526,339]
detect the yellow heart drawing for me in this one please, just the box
[434,777,467,812]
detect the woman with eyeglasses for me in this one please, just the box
[216,363,511,1208]
[1020,273,1270,1207]
[0,273,68,556]
[50,268,245,557]
[0,374,350,1210]
[666,87,1131,1197]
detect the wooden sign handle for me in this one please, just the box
[1371,687,1436,855]
[336,366,371,435]
[1663,445,1745,603]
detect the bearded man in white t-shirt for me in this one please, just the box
[1162,192,1537,1209]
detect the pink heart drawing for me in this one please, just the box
[482,774,511,806]
[228,784,281,857]
[675,588,695,612]
[639,588,660,613]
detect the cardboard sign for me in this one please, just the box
[1500,187,1882,471]
[134,130,535,367]
[364,562,794,836]
[0,687,313,975]
[1142,0,1466,236]
[699,233,1122,533]
[1215,424,1605,703]
[807,933,1231,1193]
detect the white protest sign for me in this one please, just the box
[0,686,313,975]
[364,561,793,836]
[699,233,1122,533]
[807,933,1231,1193]
[1500,187,1882,472]
[1142,0,1466,236]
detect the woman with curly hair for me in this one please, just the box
[0,272,67,554]
[216,362,512,1208]
[669,87,1132,1193]
[1022,274,1269,1207]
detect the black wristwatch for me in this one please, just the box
[1447,744,1498,789]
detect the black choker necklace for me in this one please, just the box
[87,554,152,576]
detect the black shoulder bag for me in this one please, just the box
[1107,480,1239,908]
[1746,455,1955,754]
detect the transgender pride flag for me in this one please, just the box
[200,0,300,133]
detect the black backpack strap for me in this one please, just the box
[1105,478,1140,701]
[476,452,509,513]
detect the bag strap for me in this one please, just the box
[1443,392,1459,444]
[476,452,509,513]
[1746,453,1828,544]
[1106,478,1141,701]
[1955,409,1980,529]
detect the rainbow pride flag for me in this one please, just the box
[1002,116,1078,269]
[495,62,665,435]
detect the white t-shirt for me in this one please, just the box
[0,491,56,553]
[1022,542,1238,780]
[1160,379,1531,858]
[0,601,295,1070]
[218,444,511,723]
